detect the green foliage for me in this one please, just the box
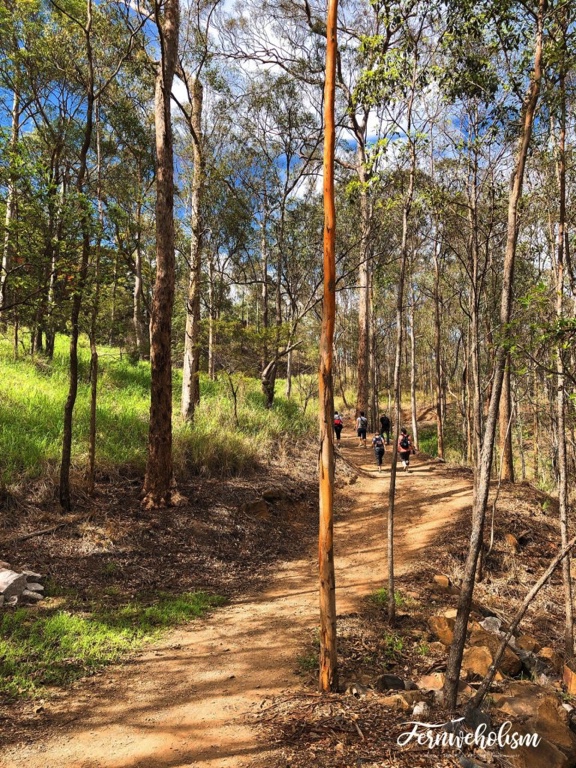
[381,631,404,658]
[368,587,406,608]
[0,334,316,485]
[0,592,225,699]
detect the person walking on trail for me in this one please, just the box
[379,414,391,445]
[333,412,344,445]
[397,427,416,471]
[372,432,385,471]
[356,411,368,448]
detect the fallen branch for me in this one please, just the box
[3,523,68,544]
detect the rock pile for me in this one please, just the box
[0,561,45,607]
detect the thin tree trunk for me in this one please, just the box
[388,91,417,624]
[499,356,515,481]
[409,285,418,448]
[133,159,149,360]
[181,75,204,419]
[208,256,215,380]
[356,154,371,418]
[318,0,338,693]
[433,238,444,459]
[444,1,545,709]
[59,0,96,511]
[555,63,574,660]
[0,87,20,321]
[142,0,180,509]
[87,98,105,496]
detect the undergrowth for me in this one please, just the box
[0,591,226,699]
[0,335,316,485]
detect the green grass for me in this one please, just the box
[368,587,407,608]
[0,591,225,699]
[0,334,316,485]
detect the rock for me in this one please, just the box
[464,707,491,731]
[381,693,412,711]
[374,674,405,692]
[462,646,493,678]
[262,488,286,502]
[496,681,576,761]
[504,533,520,552]
[416,672,445,690]
[25,583,44,592]
[433,574,451,589]
[0,561,11,570]
[444,608,458,619]
[345,682,367,698]
[516,634,541,653]
[479,616,502,634]
[539,647,563,673]
[428,641,446,654]
[23,570,42,580]
[563,664,576,695]
[5,596,18,606]
[469,628,522,676]
[503,733,572,768]
[0,570,28,598]
[21,589,43,602]
[412,701,430,718]
[428,615,455,645]
[240,500,270,518]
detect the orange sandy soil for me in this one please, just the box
[0,435,473,768]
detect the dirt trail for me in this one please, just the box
[1,439,473,768]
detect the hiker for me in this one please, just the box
[397,427,415,471]
[333,412,344,445]
[356,411,368,448]
[379,414,391,444]
[372,432,385,471]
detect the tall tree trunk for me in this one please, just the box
[409,285,418,448]
[0,87,20,321]
[555,63,574,660]
[87,98,105,496]
[499,355,515,481]
[433,239,444,458]
[444,0,545,709]
[59,0,96,511]
[387,88,417,623]
[142,0,180,509]
[356,156,371,419]
[318,0,338,693]
[181,76,204,419]
[208,255,216,380]
[133,159,149,360]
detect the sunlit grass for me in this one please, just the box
[0,334,316,484]
[0,591,226,699]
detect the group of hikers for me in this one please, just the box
[333,410,416,472]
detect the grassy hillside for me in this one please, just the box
[0,336,316,486]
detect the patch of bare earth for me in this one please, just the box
[2,431,567,768]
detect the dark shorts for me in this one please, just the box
[357,429,367,439]
[399,451,410,462]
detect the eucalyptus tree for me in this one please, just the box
[444,0,548,711]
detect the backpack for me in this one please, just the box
[359,416,368,428]
[373,436,384,449]
[400,435,409,449]
[334,417,343,427]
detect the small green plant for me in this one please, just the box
[0,591,225,699]
[381,632,404,658]
[417,642,430,656]
[368,587,406,608]
[296,651,318,674]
